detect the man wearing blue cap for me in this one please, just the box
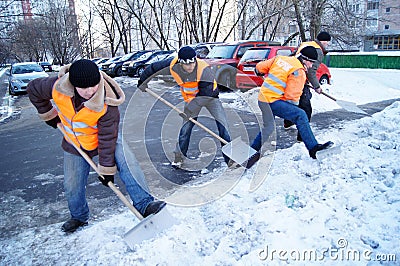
[138,46,232,167]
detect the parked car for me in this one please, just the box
[193,42,224,59]
[236,46,332,91]
[98,56,121,71]
[103,51,150,77]
[7,62,49,95]
[141,52,175,72]
[123,50,174,77]
[204,40,281,91]
[38,62,53,72]
[93,58,109,65]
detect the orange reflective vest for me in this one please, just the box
[296,41,321,55]
[170,57,217,102]
[258,56,305,105]
[52,82,107,151]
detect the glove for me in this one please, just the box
[254,67,264,76]
[45,116,61,129]
[137,79,148,92]
[98,175,114,187]
[314,87,322,94]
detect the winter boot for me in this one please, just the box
[297,133,303,142]
[61,218,88,233]
[283,120,294,129]
[143,201,166,218]
[172,152,184,167]
[245,151,261,169]
[227,159,241,169]
[309,141,334,159]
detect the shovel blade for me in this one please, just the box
[336,100,368,115]
[222,137,258,168]
[124,207,177,249]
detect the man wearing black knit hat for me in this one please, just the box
[27,59,166,233]
[138,46,232,168]
[250,46,333,160]
[283,31,332,141]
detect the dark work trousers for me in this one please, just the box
[283,85,312,141]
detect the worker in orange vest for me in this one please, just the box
[284,31,332,142]
[251,46,333,160]
[27,59,165,233]
[138,46,232,168]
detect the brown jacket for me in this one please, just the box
[27,65,125,175]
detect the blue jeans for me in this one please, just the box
[251,100,318,151]
[175,97,231,164]
[63,137,154,222]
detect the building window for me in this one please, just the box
[373,35,400,50]
[367,0,379,10]
[366,18,378,27]
[385,25,389,30]
[288,25,297,33]
[386,7,390,13]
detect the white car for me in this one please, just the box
[8,62,49,95]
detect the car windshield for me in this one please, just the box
[147,54,169,64]
[12,64,43,74]
[240,49,271,63]
[131,51,149,60]
[206,45,236,59]
[120,53,135,61]
[104,56,121,64]
[137,52,153,61]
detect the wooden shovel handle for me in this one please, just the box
[57,124,144,220]
[145,88,228,145]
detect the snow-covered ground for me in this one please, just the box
[1,68,400,265]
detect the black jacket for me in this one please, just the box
[138,57,219,98]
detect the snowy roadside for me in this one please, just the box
[0,67,16,123]
[1,68,400,265]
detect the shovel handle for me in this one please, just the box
[57,124,144,220]
[144,88,228,145]
[321,91,337,101]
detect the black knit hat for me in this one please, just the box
[69,59,101,88]
[300,46,318,62]
[317,31,331,41]
[178,46,197,64]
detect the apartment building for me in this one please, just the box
[363,0,400,51]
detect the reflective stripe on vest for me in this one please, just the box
[170,57,216,102]
[52,82,107,151]
[259,56,304,104]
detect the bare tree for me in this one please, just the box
[92,0,122,56]
[242,0,294,40]
[39,0,81,64]
[123,0,174,49]
[10,18,46,62]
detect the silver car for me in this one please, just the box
[8,62,49,95]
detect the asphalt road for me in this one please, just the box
[0,72,398,238]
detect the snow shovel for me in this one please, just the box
[57,124,175,249]
[321,91,368,115]
[143,87,259,168]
